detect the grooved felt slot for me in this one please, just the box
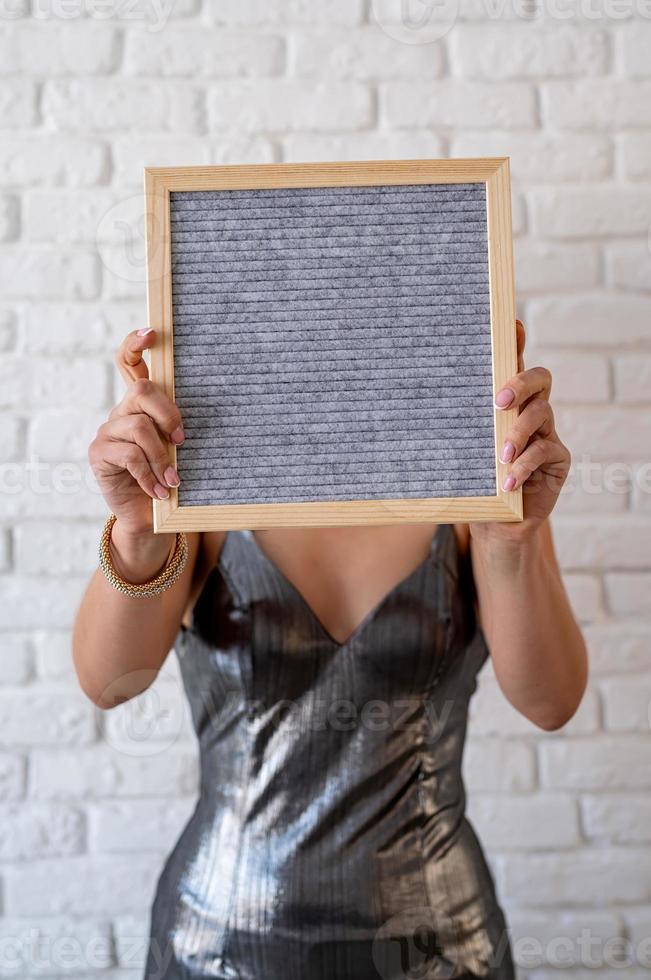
[169,181,497,507]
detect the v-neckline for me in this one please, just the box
[240,525,446,650]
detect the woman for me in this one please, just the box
[73,319,587,980]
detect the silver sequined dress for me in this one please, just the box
[144,524,515,979]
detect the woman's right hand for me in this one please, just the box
[88,327,186,538]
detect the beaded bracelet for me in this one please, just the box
[99,513,188,598]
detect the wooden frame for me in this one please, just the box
[145,158,522,532]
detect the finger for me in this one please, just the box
[499,398,555,464]
[98,415,180,491]
[115,328,156,386]
[515,319,526,373]
[108,378,185,445]
[89,438,170,500]
[502,437,571,492]
[494,364,552,412]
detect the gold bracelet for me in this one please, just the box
[99,513,188,598]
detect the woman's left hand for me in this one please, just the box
[470,319,571,542]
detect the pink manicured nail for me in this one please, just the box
[137,327,154,336]
[154,483,169,499]
[502,475,516,492]
[500,441,515,463]
[164,466,180,488]
[171,426,185,444]
[495,388,515,409]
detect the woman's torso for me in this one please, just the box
[144,524,515,980]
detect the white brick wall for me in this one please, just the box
[0,4,649,978]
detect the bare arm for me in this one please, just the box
[469,518,588,731]
[72,525,201,709]
[467,319,588,731]
[72,327,199,709]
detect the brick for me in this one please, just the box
[619,132,651,179]
[0,802,85,859]
[0,23,119,72]
[0,917,112,973]
[293,27,444,79]
[539,736,651,789]
[0,306,17,350]
[516,240,602,294]
[542,80,651,128]
[584,622,651,674]
[624,909,651,968]
[449,25,608,78]
[620,22,651,76]
[24,302,144,354]
[283,131,445,163]
[498,848,651,905]
[124,28,285,76]
[0,247,100,300]
[508,909,622,970]
[600,675,651,731]
[606,242,651,290]
[381,81,537,128]
[605,573,651,616]
[561,573,603,622]
[0,577,95,630]
[0,689,96,745]
[554,475,629,515]
[28,744,199,800]
[531,187,651,237]
[463,738,536,792]
[112,136,212,186]
[551,517,651,570]
[633,461,651,513]
[209,81,374,132]
[42,80,205,133]
[88,798,195,853]
[210,0,364,25]
[0,415,23,461]
[102,677,194,748]
[114,914,149,970]
[467,793,580,849]
[0,80,37,127]
[0,752,25,801]
[0,635,32,684]
[3,855,160,916]
[451,131,613,181]
[15,521,101,575]
[614,355,651,403]
[32,629,78,684]
[29,408,106,462]
[0,356,110,409]
[25,190,128,244]
[0,194,19,241]
[469,677,599,735]
[527,295,651,346]
[0,137,109,187]
[582,793,651,843]
[520,348,609,402]
[556,405,651,463]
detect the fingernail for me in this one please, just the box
[154,483,169,499]
[171,426,185,444]
[164,466,180,488]
[137,327,154,336]
[500,441,515,463]
[495,387,515,409]
[502,475,516,492]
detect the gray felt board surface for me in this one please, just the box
[169,182,495,506]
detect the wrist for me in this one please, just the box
[109,519,176,584]
[468,518,547,576]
